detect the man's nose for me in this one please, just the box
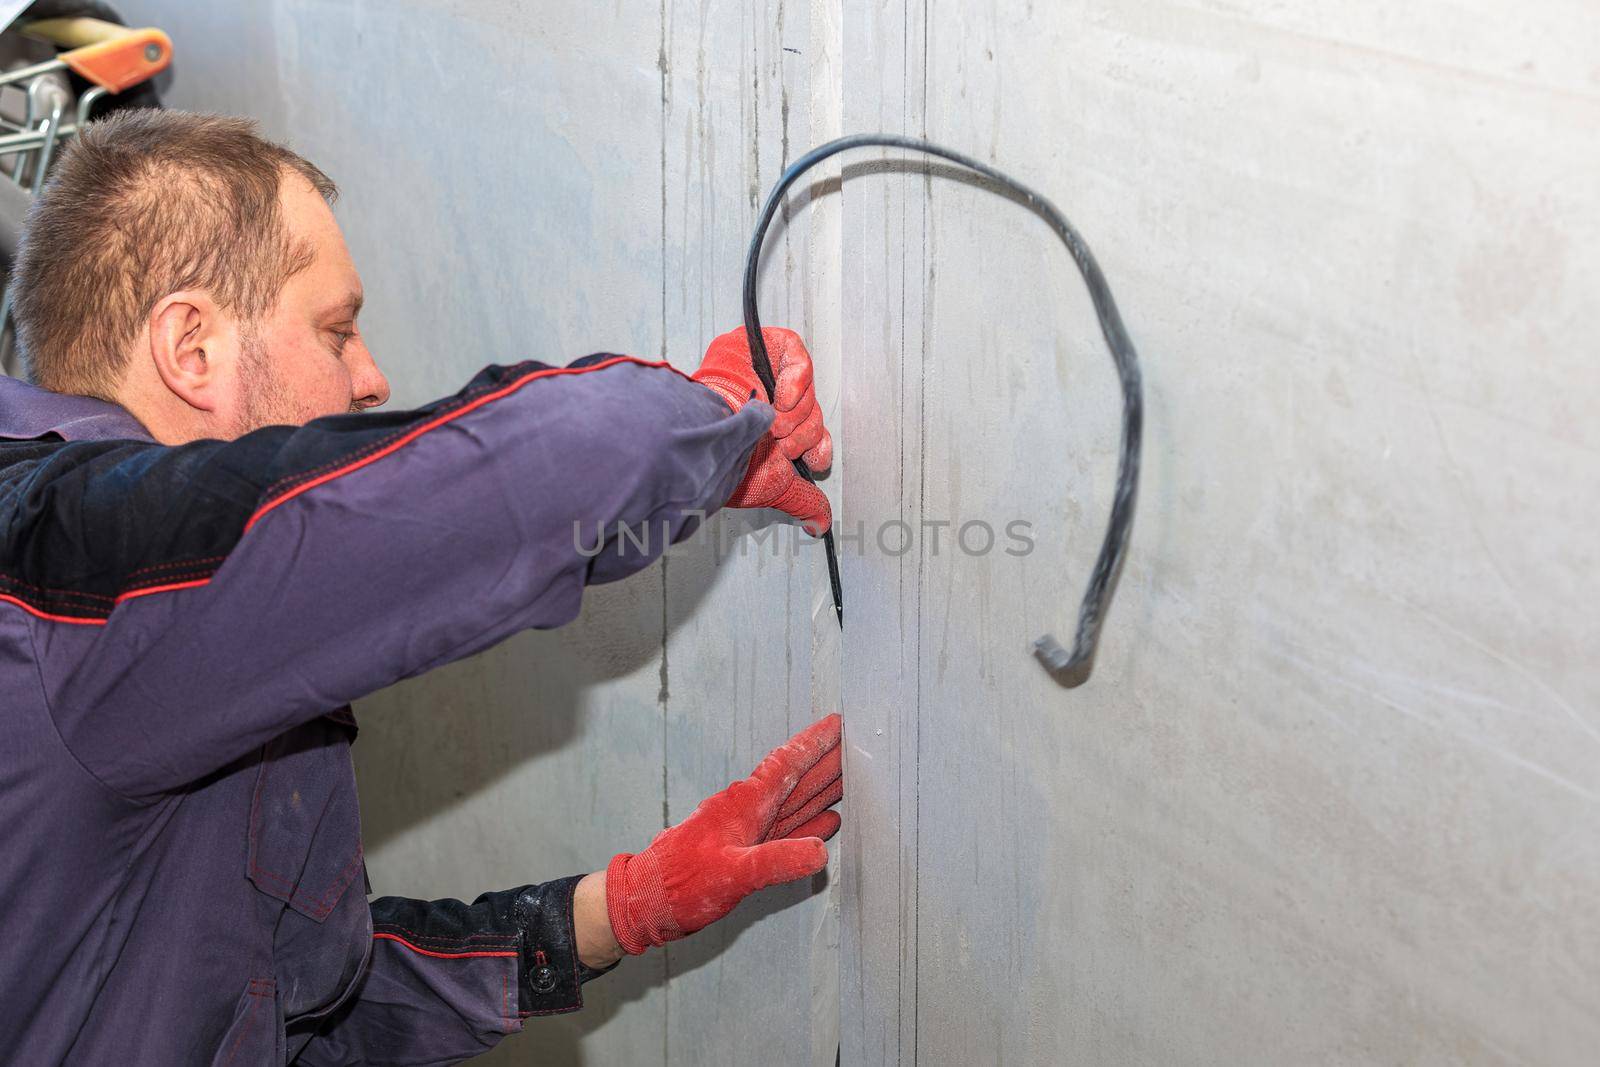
[351,345,391,410]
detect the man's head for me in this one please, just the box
[12,110,389,443]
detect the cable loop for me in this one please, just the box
[743,134,1142,686]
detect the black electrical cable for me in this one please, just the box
[742,134,1142,686]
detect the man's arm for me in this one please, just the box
[15,355,769,797]
[295,717,842,1066]
[291,877,612,1066]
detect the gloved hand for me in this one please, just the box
[605,713,844,955]
[693,326,834,534]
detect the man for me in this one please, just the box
[0,110,844,1064]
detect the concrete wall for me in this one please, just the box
[839,3,1600,1064]
[123,1,1599,1064]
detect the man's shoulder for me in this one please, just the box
[0,416,236,624]
[0,374,151,444]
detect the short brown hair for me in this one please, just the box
[12,109,337,398]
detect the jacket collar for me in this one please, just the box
[0,373,154,443]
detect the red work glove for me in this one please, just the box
[605,713,844,955]
[693,326,834,535]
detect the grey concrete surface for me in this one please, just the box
[840,2,1600,1064]
[121,1,1599,1064]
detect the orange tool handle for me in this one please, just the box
[23,17,172,93]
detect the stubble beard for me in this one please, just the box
[233,329,302,436]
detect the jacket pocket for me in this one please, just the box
[246,711,365,922]
[209,977,283,1067]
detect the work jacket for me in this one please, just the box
[0,355,769,1064]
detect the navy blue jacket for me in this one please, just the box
[0,357,768,1064]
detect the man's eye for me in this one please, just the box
[330,330,353,352]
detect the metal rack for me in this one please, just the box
[0,15,171,375]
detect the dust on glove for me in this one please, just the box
[605,713,844,955]
[692,326,834,534]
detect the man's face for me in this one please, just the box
[225,175,390,435]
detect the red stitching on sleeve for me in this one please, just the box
[244,357,682,534]
[372,931,521,959]
[126,555,228,578]
[1,356,689,625]
[115,577,212,603]
[0,573,116,602]
[0,592,107,626]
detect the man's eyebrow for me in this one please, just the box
[318,291,364,320]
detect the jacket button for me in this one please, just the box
[531,965,557,994]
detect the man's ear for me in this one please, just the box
[146,290,236,413]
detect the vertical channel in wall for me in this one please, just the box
[804,0,846,1062]
[839,1,930,1063]
[658,1,842,1064]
